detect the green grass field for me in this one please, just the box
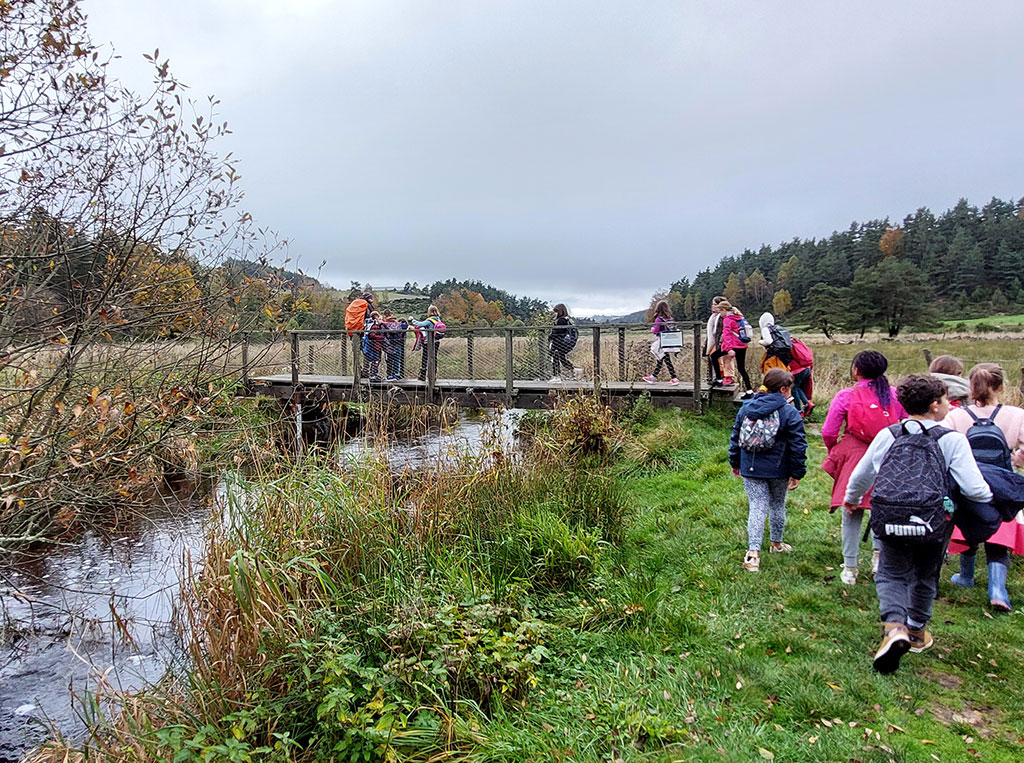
[940,314,1024,327]
[473,407,1024,761]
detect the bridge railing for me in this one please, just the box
[239,322,705,404]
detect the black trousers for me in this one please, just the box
[652,354,676,379]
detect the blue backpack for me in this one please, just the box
[965,405,1013,471]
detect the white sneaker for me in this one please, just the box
[840,566,857,585]
[573,368,583,379]
[871,550,880,576]
[549,376,561,383]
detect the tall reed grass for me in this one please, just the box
[27,400,627,762]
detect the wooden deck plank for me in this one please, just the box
[248,374,720,393]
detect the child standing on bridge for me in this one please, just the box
[643,300,680,385]
[843,375,991,674]
[411,305,445,382]
[729,369,807,573]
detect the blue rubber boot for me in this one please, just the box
[988,561,1012,612]
[951,553,975,588]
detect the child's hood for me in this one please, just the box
[932,372,970,401]
[743,392,789,420]
[758,312,775,331]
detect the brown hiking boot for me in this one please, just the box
[873,623,911,674]
[907,626,934,654]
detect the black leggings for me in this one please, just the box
[551,347,573,374]
[652,354,676,379]
[733,348,752,390]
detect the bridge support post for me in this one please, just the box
[592,326,601,396]
[290,332,303,456]
[692,323,702,414]
[426,328,436,405]
[351,331,363,401]
[505,329,514,404]
[340,333,348,375]
[617,327,625,381]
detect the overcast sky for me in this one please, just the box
[85,0,1024,315]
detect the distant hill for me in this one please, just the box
[585,309,647,324]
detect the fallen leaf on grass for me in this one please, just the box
[826,682,842,692]
[541,722,555,733]
[758,748,775,760]
[663,690,672,700]
[820,719,833,728]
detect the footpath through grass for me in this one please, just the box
[489,405,1023,762]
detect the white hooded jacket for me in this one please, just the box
[758,312,776,347]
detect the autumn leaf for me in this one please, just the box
[758,747,775,760]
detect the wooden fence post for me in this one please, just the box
[340,333,348,375]
[426,328,437,404]
[290,332,300,387]
[618,327,626,381]
[467,330,475,379]
[592,326,601,396]
[692,323,702,414]
[924,348,933,367]
[537,330,545,380]
[241,335,249,386]
[505,329,514,402]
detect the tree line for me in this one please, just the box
[659,197,1024,336]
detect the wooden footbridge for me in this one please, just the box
[239,324,735,412]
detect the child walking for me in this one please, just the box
[729,369,807,572]
[719,301,753,392]
[843,375,992,674]
[943,363,1024,611]
[549,303,579,380]
[821,351,905,585]
[643,300,680,385]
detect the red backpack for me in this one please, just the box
[846,385,898,443]
[790,339,814,369]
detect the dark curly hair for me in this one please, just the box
[897,374,948,415]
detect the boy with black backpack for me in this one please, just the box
[843,375,992,674]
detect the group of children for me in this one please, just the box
[347,293,445,382]
[731,350,1024,675]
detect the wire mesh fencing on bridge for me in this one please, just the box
[247,324,707,390]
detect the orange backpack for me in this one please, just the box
[345,299,368,335]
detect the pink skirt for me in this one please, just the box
[822,436,872,509]
[949,515,1024,555]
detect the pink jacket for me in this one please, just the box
[720,312,747,353]
[821,380,905,451]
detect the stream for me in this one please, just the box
[0,410,522,761]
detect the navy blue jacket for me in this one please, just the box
[729,393,808,480]
[951,462,1024,544]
